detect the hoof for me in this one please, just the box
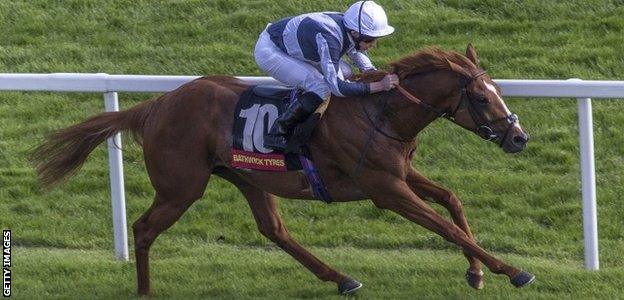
[510,270,535,288]
[465,269,484,290]
[338,278,363,295]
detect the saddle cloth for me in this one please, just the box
[230,85,333,202]
[231,86,301,171]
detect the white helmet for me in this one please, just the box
[344,1,395,37]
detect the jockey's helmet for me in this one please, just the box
[344,1,395,38]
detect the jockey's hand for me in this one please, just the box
[381,74,399,91]
[370,74,399,93]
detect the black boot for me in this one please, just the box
[264,92,323,151]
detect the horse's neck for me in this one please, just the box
[316,71,459,147]
[382,71,459,140]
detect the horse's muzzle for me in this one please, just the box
[502,130,529,153]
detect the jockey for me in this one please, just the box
[254,0,400,151]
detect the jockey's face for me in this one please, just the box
[359,38,377,51]
[350,31,378,51]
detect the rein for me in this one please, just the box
[394,69,488,120]
[361,97,414,143]
[361,71,490,144]
[394,70,518,146]
[395,85,448,118]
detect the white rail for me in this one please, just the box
[2,73,622,269]
[2,73,624,96]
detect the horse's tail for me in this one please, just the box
[32,99,156,188]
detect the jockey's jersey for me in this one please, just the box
[267,12,373,97]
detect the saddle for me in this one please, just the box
[251,85,292,99]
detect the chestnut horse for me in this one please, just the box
[33,44,534,296]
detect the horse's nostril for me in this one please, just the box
[512,135,527,146]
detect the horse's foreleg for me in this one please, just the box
[225,173,361,294]
[406,168,483,289]
[367,179,534,287]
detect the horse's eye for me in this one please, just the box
[474,95,488,104]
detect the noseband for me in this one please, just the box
[395,71,519,146]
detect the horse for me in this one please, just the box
[32,44,533,296]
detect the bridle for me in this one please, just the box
[356,70,519,175]
[394,71,519,146]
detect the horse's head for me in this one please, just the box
[391,44,529,153]
[448,44,528,153]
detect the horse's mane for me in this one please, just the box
[354,47,478,83]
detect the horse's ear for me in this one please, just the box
[445,58,472,79]
[466,43,479,67]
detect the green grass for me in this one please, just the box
[1,0,624,299]
[14,245,624,299]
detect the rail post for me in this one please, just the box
[103,91,129,261]
[571,79,599,270]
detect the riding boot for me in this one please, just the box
[264,92,324,151]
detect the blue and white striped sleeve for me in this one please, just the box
[347,48,376,72]
[315,33,370,97]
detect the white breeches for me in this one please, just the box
[254,28,353,100]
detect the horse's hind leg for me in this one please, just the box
[218,171,362,294]
[406,168,483,289]
[133,147,213,295]
[133,193,202,295]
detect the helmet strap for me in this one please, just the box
[352,1,370,50]
[357,0,369,36]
